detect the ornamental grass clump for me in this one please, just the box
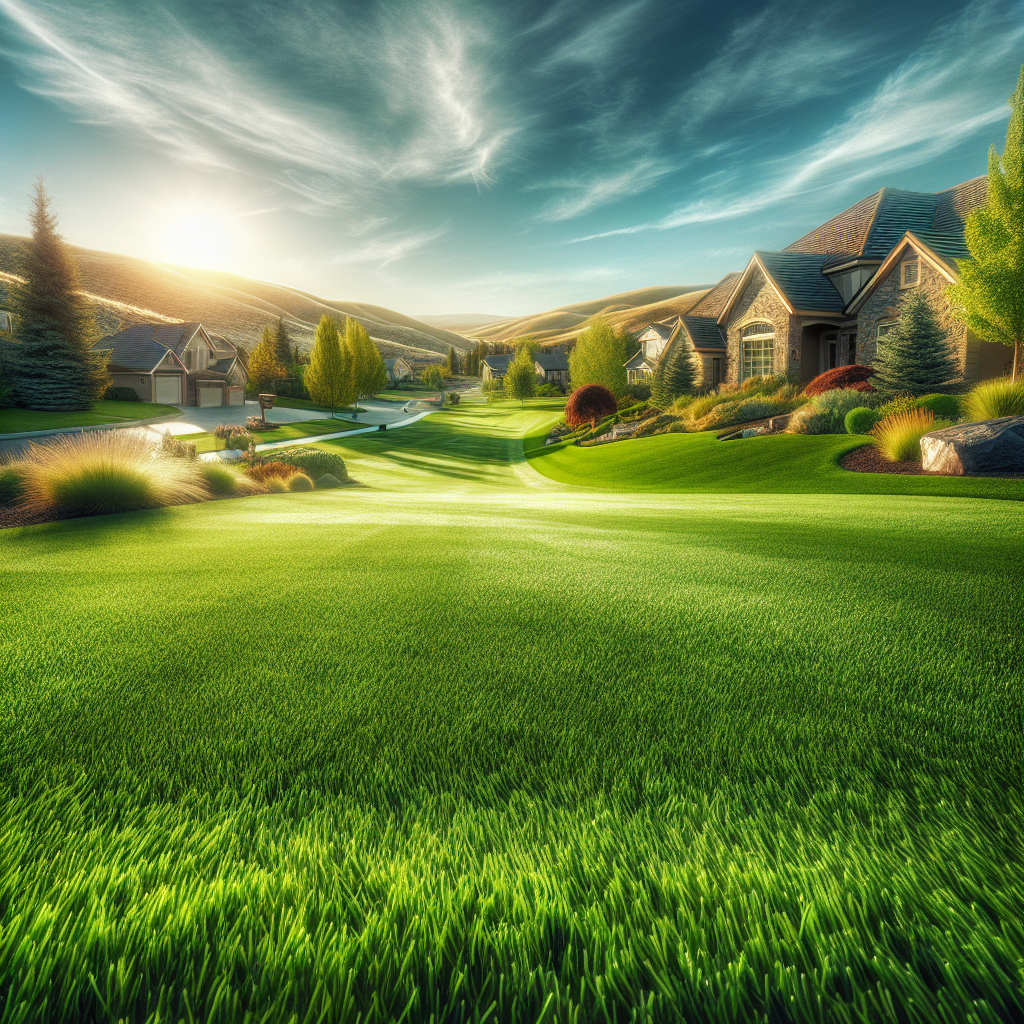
[870,408,946,462]
[288,472,314,492]
[0,462,32,507]
[965,378,1024,420]
[564,384,617,427]
[789,388,878,434]
[198,462,252,497]
[20,430,206,517]
[243,461,297,484]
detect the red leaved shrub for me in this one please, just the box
[565,384,618,427]
[805,364,877,396]
[243,461,297,483]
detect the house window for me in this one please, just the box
[740,323,775,380]
[900,259,919,288]
[877,321,897,341]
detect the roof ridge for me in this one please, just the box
[858,187,887,257]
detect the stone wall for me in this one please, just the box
[722,268,799,385]
[856,245,973,377]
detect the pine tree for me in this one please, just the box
[568,316,627,396]
[305,315,354,416]
[503,346,538,406]
[650,358,669,408]
[273,318,292,367]
[873,291,961,396]
[247,327,287,393]
[345,317,387,415]
[948,64,1024,383]
[662,345,698,400]
[446,345,459,376]
[10,179,109,410]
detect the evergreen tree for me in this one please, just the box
[873,291,961,396]
[247,327,287,393]
[273,318,292,367]
[446,345,460,376]
[504,346,538,406]
[650,358,669,408]
[10,179,109,410]
[662,345,698,401]
[948,64,1024,383]
[568,316,627,396]
[305,315,354,416]
[345,317,387,415]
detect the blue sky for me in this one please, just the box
[0,0,1020,315]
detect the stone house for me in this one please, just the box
[384,356,413,383]
[100,322,247,406]
[625,322,679,383]
[650,176,1010,388]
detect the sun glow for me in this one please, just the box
[161,210,235,269]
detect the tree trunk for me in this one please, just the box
[1014,339,1022,384]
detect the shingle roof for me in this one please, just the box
[148,322,202,355]
[208,358,236,374]
[534,347,568,371]
[102,324,185,372]
[624,349,653,369]
[636,322,675,340]
[687,273,742,318]
[482,353,512,373]
[931,176,987,233]
[756,252,846,312]
[784,190,884,257]
[910,230,973,266]
[680,316,725,350]
[861,190,939,258]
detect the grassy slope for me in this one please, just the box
[0,400,180,433]
[0,235,468,363]
[180,417,360,453]
[528,427,1023,500]
[471,286,711,346]
[1,399,1022,1023]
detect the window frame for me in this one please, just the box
[900,259,920,289]
[739,323,776,381]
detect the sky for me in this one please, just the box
[0,0,1021,317]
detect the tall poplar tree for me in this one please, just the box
[446,345,459,376]
[305,315,353,417]
[948,64,1024,382]
[273,318,293,368]
[10,179,109,410]
[247,327,286,393]
[345,317,387,415]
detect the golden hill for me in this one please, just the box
[470,285,712,347]
[0,235,470,365]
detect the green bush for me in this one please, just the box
[874,393,919,421]
[266,477,289,493]
[915,393,962,419]
[288,473,314,492]
[158,430,197,461]
[537,383,562,397]
[315,473,343,489]
[965,378,1024,421]
[103,386,140,402]
[789,389,875,435]
[844,407,880,435]
[272,447,348,481]
[0,463,30,507]
[198,462,242,497]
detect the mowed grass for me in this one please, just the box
[529,424,1023,500]
[0,400,181,434]
[180,417,360,453]
[1,400,1022,1023]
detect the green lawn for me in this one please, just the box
[180,416,361,453]
[1,398,1021,1023]
[0,399,181,433]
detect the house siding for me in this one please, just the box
[110,372,155,402]
[722,268,797,384]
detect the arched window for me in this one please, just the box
[740,323,775,380]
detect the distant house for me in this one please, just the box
[534,347,569,386]
[481,353,512,384]
[100,322,247,406]
[647,176,1008,389]
[625,322,679,383]
[384,356,413,383]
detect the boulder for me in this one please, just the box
[920,416,1024,476]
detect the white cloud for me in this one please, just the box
[533,158,674,221]
[329,227,451,268]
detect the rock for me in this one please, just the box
[315,473,343,489]
[920,416,1024,476]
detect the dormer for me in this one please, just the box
[822,260,881,305]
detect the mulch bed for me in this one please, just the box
[840,445,926,475]
[0,506,69,530]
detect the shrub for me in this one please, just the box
[870,409,948,462]
[199,462,245,497]
[243,461,296,484]
[564,384,617,427]
[844,407,880,435]
[874,393,919,421]
[915,393,962,419]
[537,383,562,397]
[619,383,651,402]
[227,429,253,451]
[288,473,314,492]
[20,431,206,517]
[267,477,289,493]
[158,430,197,461]
[965,378,1024,421]
[740,374,790,395]
[246,416,281,431]
[446,391,461,405]
[805,364,876,396]
[634,414,679,437]
[102,386,140,402]
[315,473,343,488]
[0,463,31,507]
[789,389,875,434]
[272,447,348,481]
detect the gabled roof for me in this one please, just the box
[686,273,742,318]
[383,357,410,370]
[680,316,725,350]
[624,349,654,369]
[105,328,187,373]
[482,353,512,373]
[755,252,846,313]
[931,176,987,233]
[534,347,568,371]
[636,322,675,340]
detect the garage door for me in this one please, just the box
[198,386,224,407]
[228,387,244,406]
[154,375,181,404]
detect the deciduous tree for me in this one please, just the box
[948,64,1024,382]
[305,315,354,416]
[504,346,538,406]
[247,327,287,393]
[568,317,627,397]
[345,318,387,415]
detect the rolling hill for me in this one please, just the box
[415,313,511,332]
[468,284,714,347]
[0,235,471,365]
